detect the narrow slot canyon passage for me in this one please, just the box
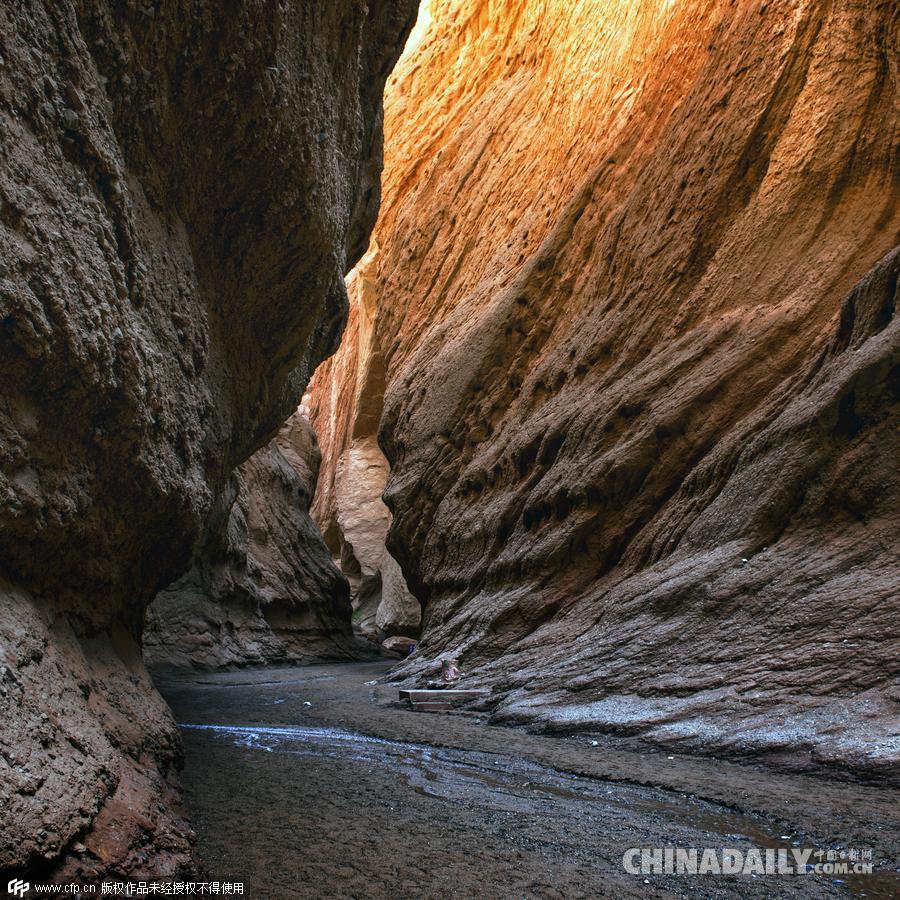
[1,0,898,897]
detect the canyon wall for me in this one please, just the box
[143,412,359,670]
[312,0,900,773]
[310,260,421,641]
[0,0,416,879]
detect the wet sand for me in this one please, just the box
[155,662,899,899]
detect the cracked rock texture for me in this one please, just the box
[310,262,421,640]
[0,0,415,878]
[311,0,900,775]
[143,413,359,670]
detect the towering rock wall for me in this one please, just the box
[0,0,416,879]
[311,0,900,773]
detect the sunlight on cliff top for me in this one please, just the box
[401,0,434,63]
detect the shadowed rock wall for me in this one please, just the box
[311,0,900,774]
[143,413,359,670]
[0,0,416,878]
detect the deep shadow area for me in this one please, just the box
[155,662,899,899]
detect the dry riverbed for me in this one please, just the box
[154,662,899,899]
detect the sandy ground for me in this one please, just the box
[154,662,899,899]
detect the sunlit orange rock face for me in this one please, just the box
[310,0,899,771]
[310,258,422,639]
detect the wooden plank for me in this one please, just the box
[398,689,489,701]
[410,701,453,711]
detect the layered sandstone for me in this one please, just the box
[0,0,416,878]
[143,413,359,670]
[312,0,900,773]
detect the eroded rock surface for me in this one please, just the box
[144,414,359,670]
[310,266,421,640]
[0,0,416,877]
[311,0,900,774]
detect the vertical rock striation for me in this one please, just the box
[311,0,900,773]
[0,0,416,878]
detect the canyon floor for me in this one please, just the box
[155,662,899,899]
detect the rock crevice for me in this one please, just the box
[310,259,422,642]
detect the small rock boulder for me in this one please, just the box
[381,635,417,656]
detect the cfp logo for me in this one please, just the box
[7,879,29,898]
